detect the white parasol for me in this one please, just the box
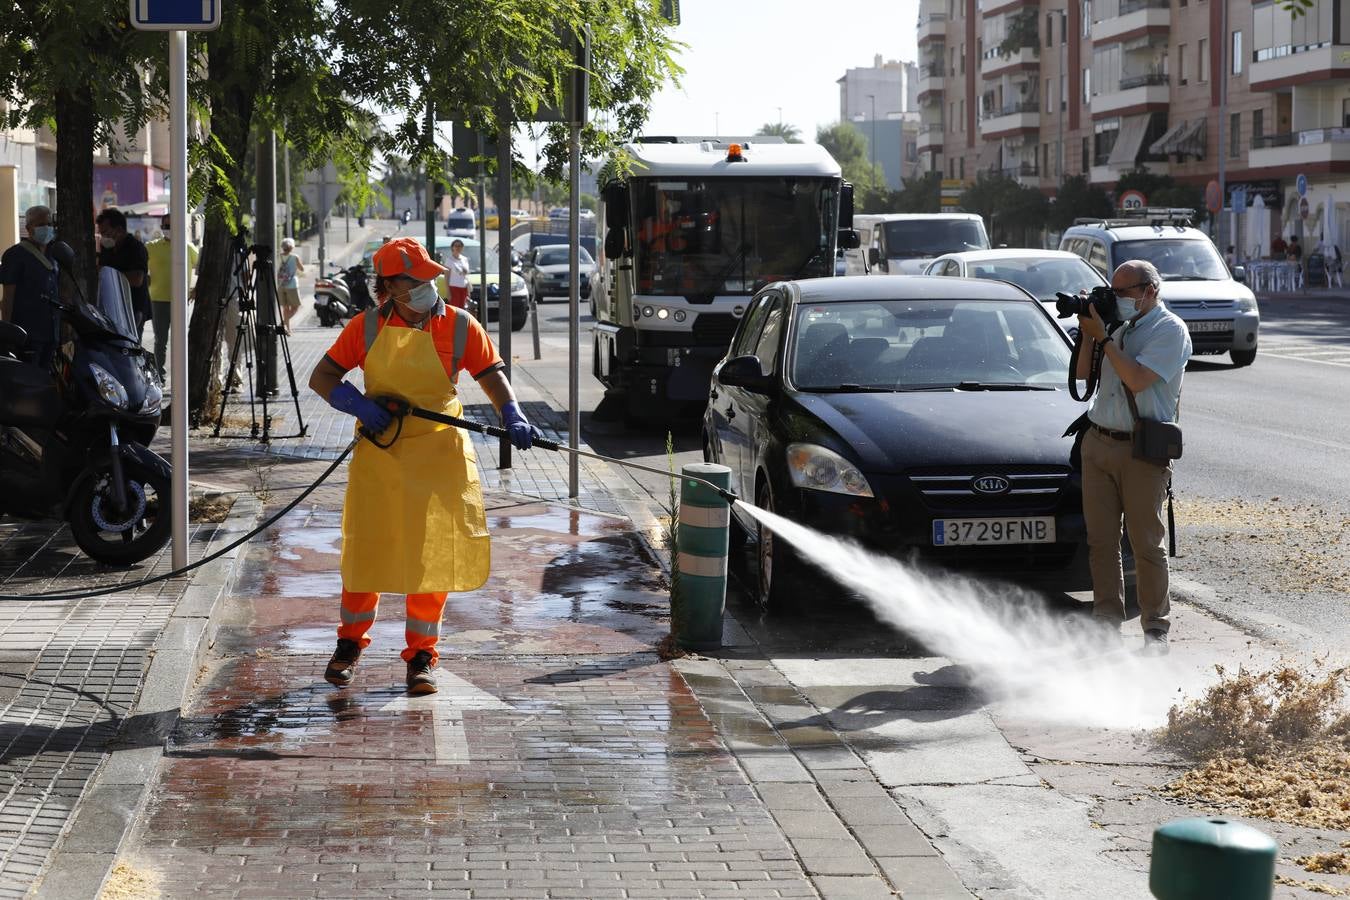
[1250,193,1269,259]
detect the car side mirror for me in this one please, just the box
[717,354,775,394]
[838,229,861,250]
[1232,265,1247,283]
[867,247,880,266]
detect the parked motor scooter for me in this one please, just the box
[0,242,171,566]
[313,263,375,327]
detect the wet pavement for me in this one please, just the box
[113,499,821,898]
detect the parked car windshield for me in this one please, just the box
[963,256,1104,301]
[883,219,989,258]
[790,299,1070,390]
[446,214,474,230]
[536,246,594,267]
[633,176,837,297]
[1111,238,1229,281]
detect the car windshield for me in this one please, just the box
[883,219,989,258]
[1111,238,1229,280]
[446,215,474,229]
[466,253,504,275]
[536,247,594,266]
[964,256,1104,301]
[633,176,838,297]
[790,299,1070,391]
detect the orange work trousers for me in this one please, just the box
[338,589,448,664]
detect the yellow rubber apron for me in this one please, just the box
[340,307,490,593]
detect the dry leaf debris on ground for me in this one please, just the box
[1158,664,1350,832]
[1174,497,1350,594]
[98,860,160,899]
[1299,849,1350,875]
[1276,874,1350,897]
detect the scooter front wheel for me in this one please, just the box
[68,455,172,566]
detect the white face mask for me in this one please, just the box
[30,225,54,246]
[100,235,116,249]
[1116,297,1138,320]
[398,281,439,314]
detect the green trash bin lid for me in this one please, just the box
[1150,817,1277,900]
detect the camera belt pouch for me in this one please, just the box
[1132,418,1183,465]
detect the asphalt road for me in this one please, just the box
[520,289,1350,655]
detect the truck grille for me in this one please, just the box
[907,465,1071,513]
[691,313,738,345]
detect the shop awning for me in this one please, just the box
[1148,120,1188,156]
[1174,118,1207,157]
[1108,114,1153,168]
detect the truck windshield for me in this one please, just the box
[882,219,989,258]
[633,177,837,298]
[1111,239,1230,281]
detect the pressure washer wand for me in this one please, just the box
[384,402,739,504]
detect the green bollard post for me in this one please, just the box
[1150,817,1277,900]
[674,463,731,651]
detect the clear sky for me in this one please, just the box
[643,0,922,140]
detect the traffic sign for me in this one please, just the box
[1231,188,1247,212]
[1300,196,1310,220]
[1297,173,1308,197]
[1119,189,1147,210]
[1205,180,1222,214]
[130,0,221,30]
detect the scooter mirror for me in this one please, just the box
[47,240,75,269]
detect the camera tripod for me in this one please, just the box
[210,236,308,442]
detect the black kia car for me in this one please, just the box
[703,276,1090,609]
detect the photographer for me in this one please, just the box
[1074,260,1192,654]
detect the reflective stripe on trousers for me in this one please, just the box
[337,588,449,664]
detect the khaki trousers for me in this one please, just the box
[1081,427,1171,633]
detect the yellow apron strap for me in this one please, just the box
[363,304,396,353]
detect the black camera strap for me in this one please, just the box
[1068,321,1124,402]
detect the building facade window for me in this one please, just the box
[1083,0,1092,35]
[1252,2,1333,62]
[1060,73,1067,110]
[1178,44,1188,84]
[1232,31,1243,75]
[1046,13,1054,47]
[1198,38,1209,83]
[959,157,965,179]
[1082,136,1091,172]
[1230,112,1241,157]
[1253,108,1264,139]
[1083,67,1091,103]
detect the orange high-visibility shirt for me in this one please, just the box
[325,305,503,383]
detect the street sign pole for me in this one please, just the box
[131,1,223,570]
[169,29,189,569]
[568,27,590,500]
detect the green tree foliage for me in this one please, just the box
[816,122,885,200]
[0,1,165,293]
[382,155,420,216]
[754,122,802,143]
[1048,174,1113,231]
[998,9,1040,58]
[959,173,1049,247]
[863,172,943,214]
[1116,168,1208,224]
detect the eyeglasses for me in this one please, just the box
[1113,281,1153,296]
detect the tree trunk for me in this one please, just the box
[53,83,97,300]
[186,50,257,423]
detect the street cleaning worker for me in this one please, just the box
[308,236,541,694]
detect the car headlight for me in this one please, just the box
[1235,295,1258,313]
[512,275,526,292]
[786,443,873,497]
[89,363,128,409]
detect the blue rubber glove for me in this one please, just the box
[329,381,392,434]
[501,400,542,450]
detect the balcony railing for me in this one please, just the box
[1118,0,1169,14]
[985,99,1041,117]
[1118,72,1169,90]
[1000,162,1040,177]
[1251,127,1350,149]
[920,62,944,78]
[918,12,948,25]
[1253,40,1332,63]
[983,44,1041,61]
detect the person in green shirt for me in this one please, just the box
[146,215,199,381]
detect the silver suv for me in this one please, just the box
[1059,209,1259,367]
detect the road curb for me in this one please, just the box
[31,494,263,900]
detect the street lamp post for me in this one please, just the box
[868,94,877,195]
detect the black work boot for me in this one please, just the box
[406,649,438,695]
[324,638,362,686]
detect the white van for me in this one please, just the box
[852,213,991,276]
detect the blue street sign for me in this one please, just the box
[1297,173,1308,197]
[1232,188,1247,212]
[129,0,221,30]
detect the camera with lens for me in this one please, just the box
[1054,284,1121,327]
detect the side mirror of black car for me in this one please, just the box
[717,355,774,394]
[867,247,880,266]
[838,229,861,250]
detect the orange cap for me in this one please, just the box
[371,237,446,281]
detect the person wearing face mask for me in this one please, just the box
[0,205,62,369]
[307,237,542,695]
[95,208,151,337]
[1074,259,1192,656]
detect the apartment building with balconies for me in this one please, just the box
[922,0,1350,248]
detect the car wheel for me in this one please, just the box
[1230,347,1257,367]
[755,479,797,613]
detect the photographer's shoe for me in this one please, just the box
[1142,629,1170,656]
